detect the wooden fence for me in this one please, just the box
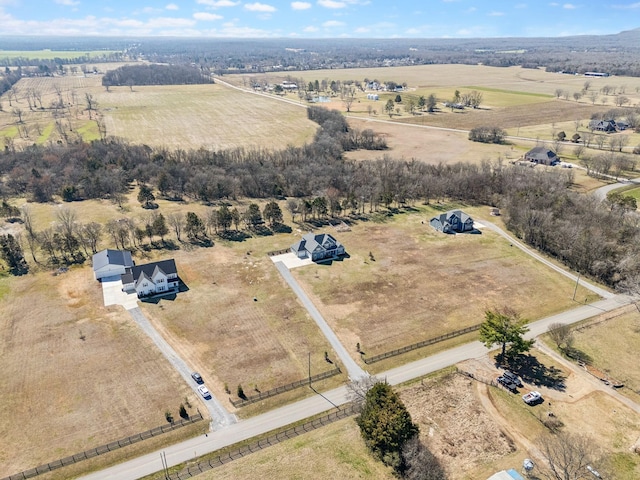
[164,404,359,479]
[229,367,342,407]
[2,413,204,480]
[362,324,481,364]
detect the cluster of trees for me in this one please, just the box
[355,381,446,479]
[468,126,507,144]
[0,67,22,97]
[102,64,212,88]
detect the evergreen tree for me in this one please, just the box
[356,382,419,473]
[263,201,283,225]
[137,184,155,208]
[0,234,28,275]
[184,212,206,239]
[152,213,169,242]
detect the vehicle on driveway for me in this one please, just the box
[191,372,203,384]
[502,370,523,387]
[198,385,212,399]
[522,391,542,405]
[497,376,518,392]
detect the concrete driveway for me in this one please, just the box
[101,276,139,310]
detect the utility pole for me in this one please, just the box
[572,274,580,301]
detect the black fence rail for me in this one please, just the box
[2,413,204,480]
[229,367,342,407]
[165,404,359,479]
[362,324,481,364]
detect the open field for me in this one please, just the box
[567,307,640,403]
[0,267,196,476]
[292,204,599,358]
[138,241,347,416]
[0,73,317,150]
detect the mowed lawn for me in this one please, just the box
[0,268,193,476]
[138,239,345,413]
[292,205,597,357]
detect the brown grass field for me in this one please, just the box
[567,307,640,403]
[0,267,196,476]
[291,204,598,358]
[0,73,316,150]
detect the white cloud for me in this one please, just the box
[194,12,223,20]
[322,20,345,27]
[196,0,239,7]
[464,7,477,13]
[291,1,312,9]
[317,0,346,8]
[354,26,369,33]
[165,3,179,10]
[612,1,640,7]
[563,3,577,8]
[244,2,276,12]
[488,11,505,16]
[55,0,80,5]
[303,25,319,31]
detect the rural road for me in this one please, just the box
[480,221,613,299]
[593,176,640,200]
[80,294,633,480]
[274,261,368,381]
[128,308,237,429]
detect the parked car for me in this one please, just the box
[191,372,203,384]
[198,385,211,399]
[502,370,523,387]
[497,376,518,392]
[522,391,542,405]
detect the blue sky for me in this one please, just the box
[0,0,638,38]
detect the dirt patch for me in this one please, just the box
[401,372,517,478]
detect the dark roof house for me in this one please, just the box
[430,210,474,234]
[589,119,617,132]
[524,147,559,165]
[121,259,179,298]
[291,233,345,262]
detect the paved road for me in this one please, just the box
[128,308,237,430]
[593,176,640,200]
[274,261,368,381]
[480,221,613,299]
[80,293,633,480]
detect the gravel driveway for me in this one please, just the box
[128,307,236,429]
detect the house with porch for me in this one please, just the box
[291,233,345,261]
[430,210,474,234]
[121,259,179,297]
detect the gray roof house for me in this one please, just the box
[589,119,617,132]
[291,233,345,262]
[524,147,559,165]
[430,210,474,234]
[121,259,179,298]
[92,249,134,280]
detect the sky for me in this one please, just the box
[0,0,639,38]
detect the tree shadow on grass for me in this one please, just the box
[271,222,292,234]
[218,230,251,242]
[504,354,567,391]
[251,225,273,236]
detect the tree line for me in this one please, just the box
[102,64,212,88]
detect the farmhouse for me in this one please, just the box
[430,210,474,234]
[121,259,179,297]
[524,146,559,165]
[92,249,134,280]
[589,119,617,133]
[291,232,345,261]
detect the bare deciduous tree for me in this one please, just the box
[547,323,573,350]
[539,432,599,480]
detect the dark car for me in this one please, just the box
[497,376,518,392]
[502,370,523,387]
[191,372,203,384]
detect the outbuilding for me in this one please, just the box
[92,249,134,280]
